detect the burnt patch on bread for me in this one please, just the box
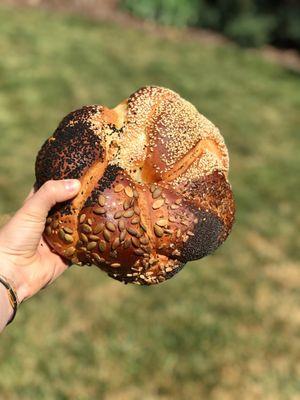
[180,209,223,263]
[98,165,123,192]
[48,201,73,218]
[83,164,122,207]
[164,261,185,280]
[35,105,104,189]
[179,171,235,242]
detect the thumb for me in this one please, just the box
[21,179,81,222]
[0,180,81,255]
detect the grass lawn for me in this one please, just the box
[0,5,299,400]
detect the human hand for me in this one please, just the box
[0,179,81,303]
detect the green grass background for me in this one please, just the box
[0,5,299,400]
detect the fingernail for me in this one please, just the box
[63,179,81,192]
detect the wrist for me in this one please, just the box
[0,259,31,303]
[0,274,19,326]
[0,282,14,326]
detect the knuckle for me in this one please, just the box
[43,180,57,196]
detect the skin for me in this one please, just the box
[0,179,81,332]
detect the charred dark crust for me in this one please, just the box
[180,209,224,263]
[35,105,104,190]
[83,164,122,207]
[48,201,73,218]
[106,259,185,285]
[179,171,235,243]
[164,261,185,281]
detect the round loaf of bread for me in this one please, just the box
[35,86,235,285]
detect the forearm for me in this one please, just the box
[0,283,13,332]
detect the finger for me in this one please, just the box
[38,239,71,291]
[21,179,81,222]
[24,188,35,203]
[0,180,81,255]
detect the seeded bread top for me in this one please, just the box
[35,86,235,285]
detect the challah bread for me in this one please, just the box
[35,86,235,285]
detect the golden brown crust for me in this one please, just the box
[36,86,235,285]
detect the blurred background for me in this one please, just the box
[0,1,299,399]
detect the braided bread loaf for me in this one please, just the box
[35,86,235,285]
